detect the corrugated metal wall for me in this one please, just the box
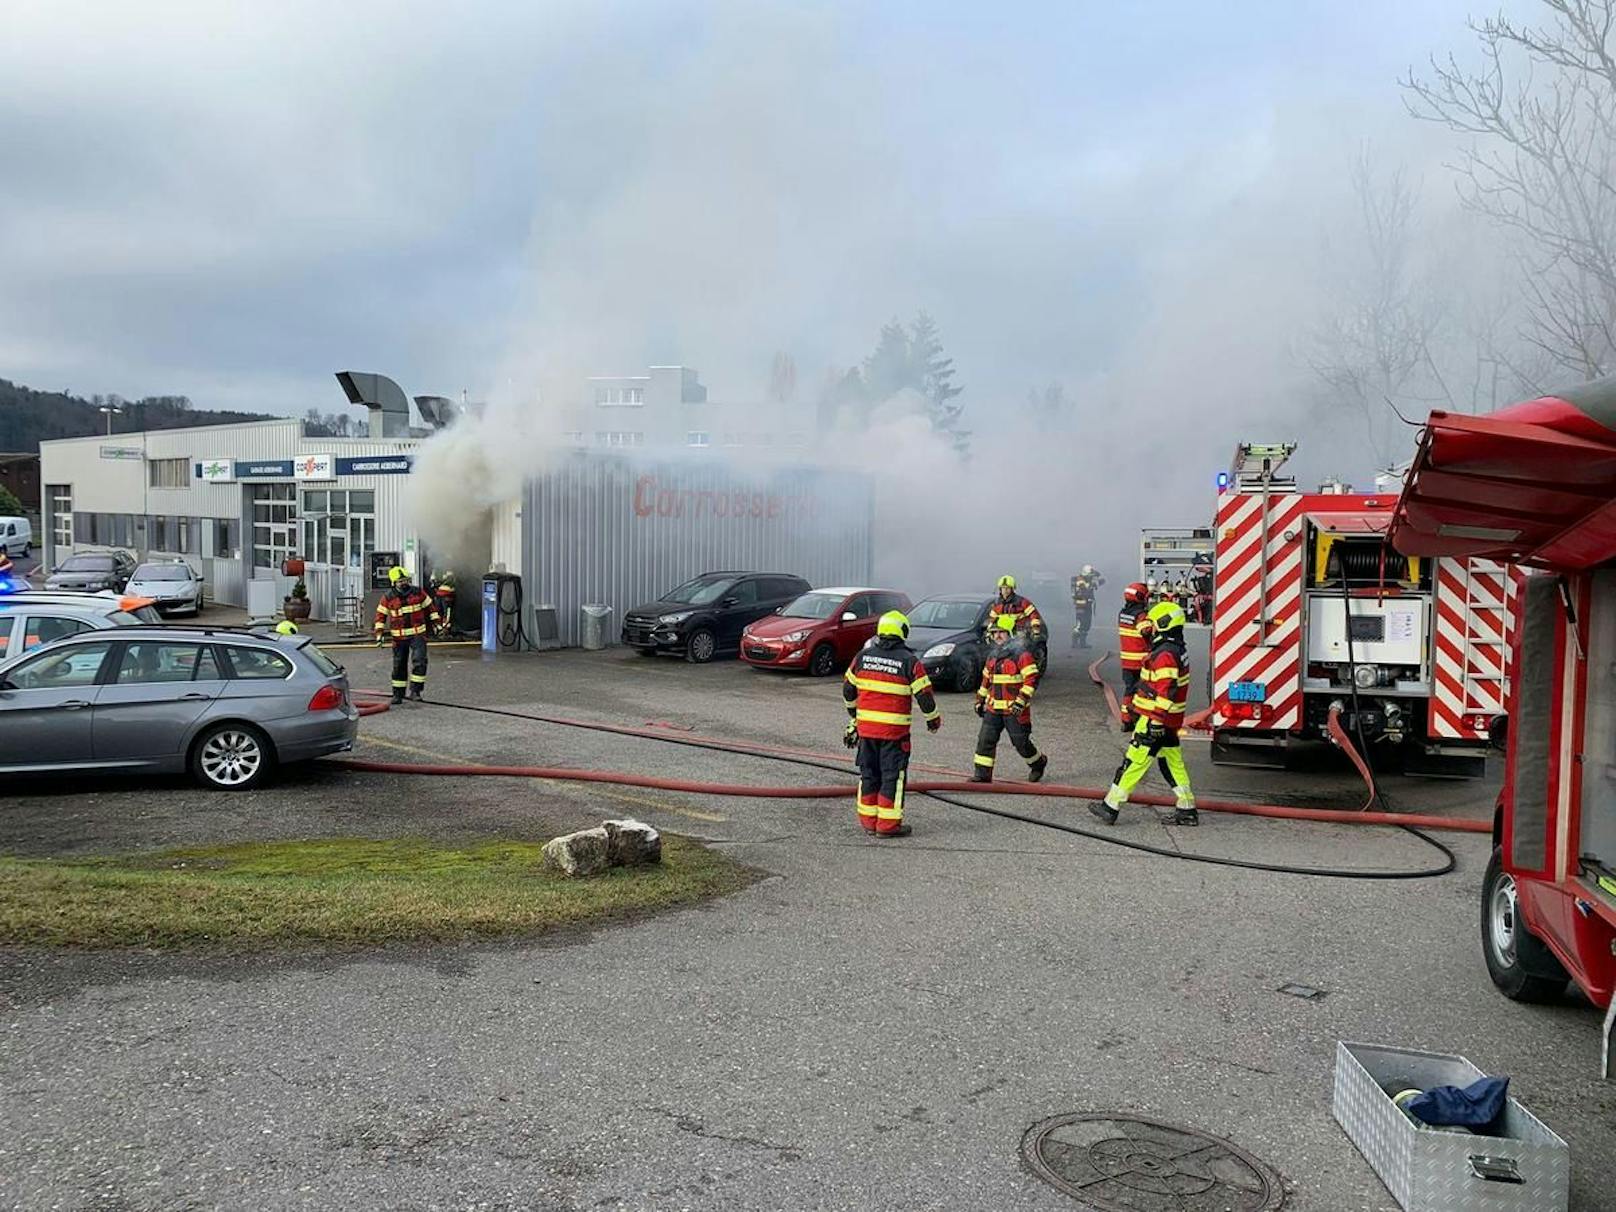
[523,454,872,647]
[491,499,522,572]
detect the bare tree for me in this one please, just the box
[1307,150,1442,466]
[1403,1,1616,378]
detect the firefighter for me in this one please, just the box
[429,567,457,637]
[841,610,941,837]
[1116,581,1153,732]
[0,549,13,585]
[374,565,442,704]
[1093,600,1197,826]
[994,574,1046,648]
[1070,564,1104,649]
[972,614,1048,783]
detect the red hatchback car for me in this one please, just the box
[741,586,912,676]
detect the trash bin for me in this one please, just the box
[581,604,613,651]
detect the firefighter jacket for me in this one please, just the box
[995,593,1045,640]
[374,585,442,640]
[1117,601,1152,672]
[842,638,939,741]
[976,641,1040,720]
[1071,575,1099,610]
[1133,633,1190,730]
[0,551,11,575]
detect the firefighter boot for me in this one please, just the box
[1028,754,1048,783]
[1089,785,1123,825]
[970,766,993,784]
[390,689,405,706]
[1172,795,1199,827]
[876,823,912,838]
[410,685,425,703]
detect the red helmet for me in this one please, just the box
[1125,581,1149,603]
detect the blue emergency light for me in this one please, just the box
[1216,471,1230,491]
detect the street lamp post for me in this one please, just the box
[99,404,123,435]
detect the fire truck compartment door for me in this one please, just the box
[1580,570,1616,879]
[1305,595,1425,668]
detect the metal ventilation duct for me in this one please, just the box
[335,371,412,438]
[413,395,457,429]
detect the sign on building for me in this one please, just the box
[99,445,142,461]
[293,453,335,481]
[198,458,235,483]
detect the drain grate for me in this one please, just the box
[1021,1113,1285,1210]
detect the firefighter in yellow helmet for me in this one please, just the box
[274,619,300,636]
[1093,600,1197,826]
[374,565,441,704]
[841,610,941,837]
[972,614,1048,783]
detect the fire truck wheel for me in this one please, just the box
[1481,847,1568,1003]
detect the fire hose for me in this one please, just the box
[342,691,1482,880]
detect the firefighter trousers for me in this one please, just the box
[1112,725,1194,805]
[1072,605,1093,647]
[856,737,910,834]
[390,635,429,699]
[974,711,1041,778]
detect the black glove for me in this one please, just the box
[1011,698,1029,715]
[974,699,985,718]
[925,715,942,734]
[843,722,859,749]
[1145,719,1167,744]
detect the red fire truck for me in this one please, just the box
[1389,380,1616,1072]
[1207,442,1512,776]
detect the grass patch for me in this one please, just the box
[0,836,754,948]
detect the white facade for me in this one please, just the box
[563,366,810,452]
[39,420,422,619]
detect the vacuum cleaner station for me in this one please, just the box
[20,366,1616,1212]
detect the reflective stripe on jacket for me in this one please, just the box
[842,641,939,740]
[375,586,442,639]
[1118,601,1152,672]
[995,593,1045,639]
[976,645,1040,716]
[1135,636,1190,728]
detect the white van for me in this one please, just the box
[0,517,33,557]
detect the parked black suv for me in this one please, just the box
[622,571,811,663]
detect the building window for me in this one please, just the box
[148,457,189,489]
[722,432,743,447]
[151,516,168,551]
[593,385,645,406]
[686,431,711,448]
[49,485,72,547]
[250,483,298,570]
[559,431,585,445]
[594,431,644,448]
[301,488,375,569]
[213,518,239,559]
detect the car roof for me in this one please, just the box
[917,594,993,604]
[802,586,891,596]
[23,623,281,645]
[0,595,132,615]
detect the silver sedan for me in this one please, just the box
[0,625,358,790]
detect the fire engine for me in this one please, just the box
[1390,380,1616,1073]
[1208,442,1512,776]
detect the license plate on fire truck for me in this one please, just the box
[1228,681,1267,703]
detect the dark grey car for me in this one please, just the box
[0,626,359,790]
[44,550,137,593]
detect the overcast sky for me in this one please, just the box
[0,1,1518,446]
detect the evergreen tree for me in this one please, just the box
[909,311,967,454]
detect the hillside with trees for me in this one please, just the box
[0,379,274,451]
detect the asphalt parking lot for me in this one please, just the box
[3,637,1614,1211]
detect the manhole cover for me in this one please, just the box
[1020,1113,1285,1210]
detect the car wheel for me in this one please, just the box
[190,723,275,792]
[1481,847,1568,1002]
[193,592,204,616]
[808,642,838,677]
[951,654,978,692]
[685,628,718,664]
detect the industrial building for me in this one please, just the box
[37,370,872,642]
[560,365,812,452]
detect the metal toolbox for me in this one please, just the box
[1333,1041,1569,1211]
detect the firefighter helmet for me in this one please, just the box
[876,610,910,640]
[388,565,407,584]
[1081,564,1095,575]
[997,574,1017,590]
[1147,601,1187,633]
[1124,581,1149,603]
[274,619,299,636]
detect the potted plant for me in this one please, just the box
[283,574,312,622]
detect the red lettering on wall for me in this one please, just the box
[633,476,656,517]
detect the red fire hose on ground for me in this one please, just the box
[341,687,1485,880]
